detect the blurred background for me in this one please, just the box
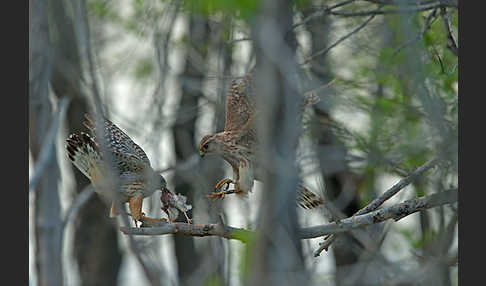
[29,0,458,285]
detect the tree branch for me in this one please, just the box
[440,7,458,56]
[328,2,454,17]
[303,189,456,239]
[301,11,378,65]
[29,97,71,193]
[314,158,439,256]
[293,0,356,29]
[120,214,253,242]
[120,189,457,243]
[392,8,440,56]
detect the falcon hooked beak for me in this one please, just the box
[199,151,205,158]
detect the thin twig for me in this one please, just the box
[301,11,379,65]
[293,0,357,29]
[226,37,252,45]
[329,2,452,17]
[392,8,439,56]
[120,190,457,241]
[440,7,458,56]
[363,0,442,6]
[314,158,439,256]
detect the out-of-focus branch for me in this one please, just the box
[120,190,456,241]
[440,7,458,56]
[392,8,440,56]
[77,1,163,285]
[294,0,456,30]
[29,97,70,193]
[314,158,439,256]
[61,185,95,231]
[301,11,378,65]
[293,0,356,29]
[328,2,454,17]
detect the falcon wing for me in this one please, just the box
[223,71,256,132]
[83,113,152,168]
[66,132,147,180]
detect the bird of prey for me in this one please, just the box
[198,70,324,209]
[66,113,192,226]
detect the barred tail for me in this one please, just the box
[297,184,324,210]
[65,132,101,180]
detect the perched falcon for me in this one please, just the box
[66,113,192,226]
[198,70,324,210]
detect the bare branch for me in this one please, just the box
[440,7,458,56]
[392,8,440,56]
[29,97,70,193]
[226,37,252,45]
[61,185,95,230]
[301,189,456,239]
[314,158,439,256]
[329,2,453,17]
[293,0,357,29]
[120,189,457,242]
[301,11,378,65]
[120,216,252,242]
[363,0,443,6]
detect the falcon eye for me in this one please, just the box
[203,143,209,150]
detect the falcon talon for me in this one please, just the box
[207,191,226,200]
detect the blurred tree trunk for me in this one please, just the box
[48,0,122,285]
[172,12,209,285]
[302,7,366,286]
[248,0,308,285]
[29,0,64,284]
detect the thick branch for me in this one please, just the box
[120,190,457,242]
[120,215,252,242]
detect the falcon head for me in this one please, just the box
[198,134,225,158]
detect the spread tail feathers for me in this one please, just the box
[65,132,101,180]
[297,185,324,209]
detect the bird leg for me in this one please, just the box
[128,196,167,227]
[128,196,143,227]
[182,211,193,224]
[207,178,235,200]
[109,201,120,218]
[140,216,168,227]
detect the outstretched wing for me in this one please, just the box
[83,113,152,168]
[224,71,256,132]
